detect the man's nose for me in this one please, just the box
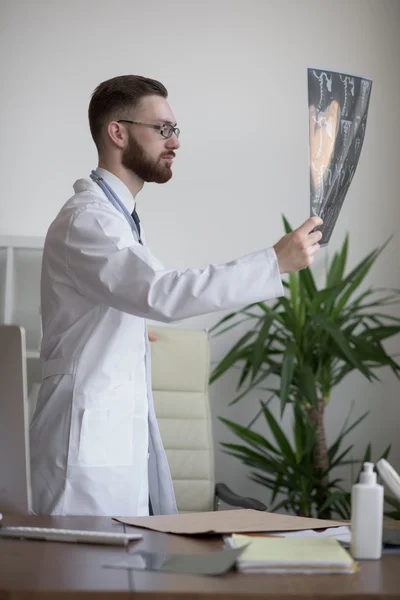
[166,133,180,150]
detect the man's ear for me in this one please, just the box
[107,121,127,150]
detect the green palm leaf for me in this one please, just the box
[261,402,296,463]
[279,342,297,415]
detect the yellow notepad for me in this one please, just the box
[231,534,358,574]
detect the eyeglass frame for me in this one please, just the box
[117,119,180,140]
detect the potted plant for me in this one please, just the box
[210,220,400,519]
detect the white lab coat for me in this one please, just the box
[30,168,283,517]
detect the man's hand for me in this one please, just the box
[273,217,323,274]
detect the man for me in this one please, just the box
[30,75,322,517]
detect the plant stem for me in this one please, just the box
[307,397,331,518]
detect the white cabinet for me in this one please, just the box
[0,236,44,391]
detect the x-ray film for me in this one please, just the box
[308,68,372,245]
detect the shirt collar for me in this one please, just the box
[95,168,135,214]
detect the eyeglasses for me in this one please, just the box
[117,120,180,139]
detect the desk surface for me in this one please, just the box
[0,514,399,599]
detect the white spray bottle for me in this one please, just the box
[351,462,383,559]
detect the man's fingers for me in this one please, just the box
[307,242,320,256]
[307,230,323,246]
[297,216,323,236]
[274,216,323,274]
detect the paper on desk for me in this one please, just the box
[270,526,351,544]
[228,534,357,574]
[224,526,351,546]
[115,509,346,535]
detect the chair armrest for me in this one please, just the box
[215,483,267,511]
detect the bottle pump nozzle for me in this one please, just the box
[360,462,377,484]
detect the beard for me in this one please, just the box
[121,131,174,184]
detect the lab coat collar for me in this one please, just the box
[95,168,136,214]
[73,169,135,214]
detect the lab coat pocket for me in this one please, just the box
[77,408,134,467]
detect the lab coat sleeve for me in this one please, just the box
[64,203,284,323]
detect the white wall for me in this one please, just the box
[1,0,400,508]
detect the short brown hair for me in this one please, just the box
[88,75,168,152]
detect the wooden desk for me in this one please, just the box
[0,514,399,599]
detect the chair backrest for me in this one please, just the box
[0,325,32,514]
[149,326,215,513]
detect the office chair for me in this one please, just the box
[149,325,267,513]
[0,325,32,514]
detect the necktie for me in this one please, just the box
[131,207,143,245]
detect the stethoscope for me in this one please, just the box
[90,169,141,243]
